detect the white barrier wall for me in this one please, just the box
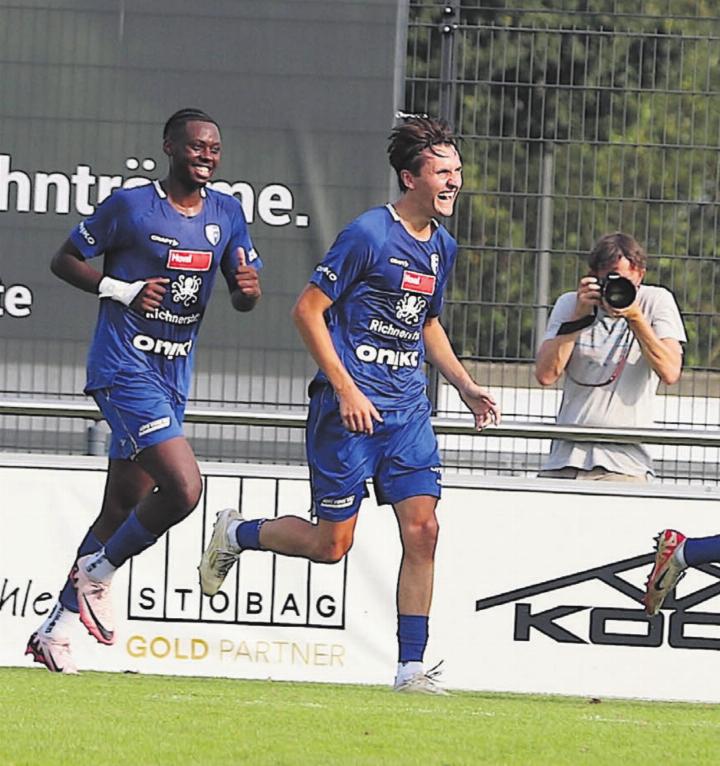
[2,454,719,701]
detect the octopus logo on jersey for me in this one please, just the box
[205,224,221,246]
[171,274,202,307]
[395,293,427,325]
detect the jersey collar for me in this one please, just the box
[385,203,439,231]
[153,180,207,199]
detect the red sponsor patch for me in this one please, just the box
[166,250,212,271]
[401,270,436,295]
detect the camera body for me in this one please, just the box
[597,271,637,309]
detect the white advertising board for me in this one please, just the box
[2,454,719,701]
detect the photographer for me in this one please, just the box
[535,232,686,482]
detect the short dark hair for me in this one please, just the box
[388,115,459,192]
[163,108,219,141]
[588,232,648,273]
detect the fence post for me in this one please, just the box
[535,141,555,348]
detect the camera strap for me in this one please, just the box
[556,307,597,336]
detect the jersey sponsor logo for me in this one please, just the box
[401,270,436,295]
[319,495,356,509]
[315,264,337,282]
[368,318,421,342]
[150,234,179,247]
[395,293,428,325]
[144,307,201,326]
[166,249,212,272]
[78,221,96,246]
[389,257,409,268]
[355,343,419,370]
[430,253,440,275]
[132,334,193,360]
[138,416,171,437]
[205,224,221,246]
[171,274,202,307]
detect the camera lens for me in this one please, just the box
[601,273,636,309]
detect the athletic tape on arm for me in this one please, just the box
[98,276,145,307]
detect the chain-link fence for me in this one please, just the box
[405,0,720,482]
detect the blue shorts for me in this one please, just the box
[90,372,186,460]
[306,384,442,521]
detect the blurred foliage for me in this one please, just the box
[406,1,720,367]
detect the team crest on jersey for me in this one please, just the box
[167,250,212,271]
[395,294,427,325]
[430,253,440,275]
[401,270,436,295]
[171,274,202,307]
[205,224,221,246]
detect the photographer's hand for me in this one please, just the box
[618,300,682,385]
[604,299,641,322]
[575,276,601,317]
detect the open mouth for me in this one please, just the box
[193,164,213,179]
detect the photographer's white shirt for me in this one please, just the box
[541,284,687,477]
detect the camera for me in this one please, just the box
[597,272,637,309]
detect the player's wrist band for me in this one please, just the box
[97,276,145,307]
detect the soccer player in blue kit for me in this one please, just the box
[26,108,262,673]
[199,115,500,693]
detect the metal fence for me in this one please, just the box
[404,0,720,482]
[3,1,720,484]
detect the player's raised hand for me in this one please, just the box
[459,382,501,431]
[337,383,383,435]
[234,247,261,300]
[131,277,170,312]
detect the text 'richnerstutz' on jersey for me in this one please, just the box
[70,182,263,400]
[309,204,457,410]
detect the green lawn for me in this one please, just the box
[1,668,718,765]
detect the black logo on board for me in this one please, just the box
[475,554,720,650]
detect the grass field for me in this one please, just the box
[1,667,718,765]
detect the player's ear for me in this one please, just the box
[400,169,416,191]
[162,138,173,157]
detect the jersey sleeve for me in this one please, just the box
[543,292,580,340]
[427,239,457,317]
[68,192,126,259]
[220,197,262,291]
[308,221,373,302]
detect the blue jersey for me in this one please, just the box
[70,182,262,400]
[309,204,457,410]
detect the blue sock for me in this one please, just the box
[397,614,429,663]
[235,519,264,550]
[104,510,158,567]
[59,530,102,612]
[683,535,720,567]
